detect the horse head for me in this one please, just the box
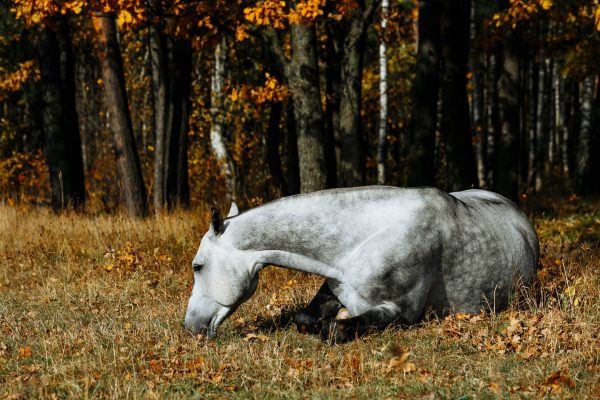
[184,202,260,338]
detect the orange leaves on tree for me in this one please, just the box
[230,73,288,105]
[288,0,325,24]
[0,150,49,206]
[334,0,359,17]
[235,25,250,42]
[244,1,287,29]
[0,61,39,100]
[243,0,327,29]
[12,0,59,25]
[12,0,145,28]
[196,15,214,30]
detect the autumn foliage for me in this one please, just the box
[0,0,598,209]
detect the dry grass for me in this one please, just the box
[0,199,599,399]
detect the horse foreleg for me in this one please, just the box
[320,304,400,343]
[294,280,343,334]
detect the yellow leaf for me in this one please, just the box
[243,333,269,342]
[539,0,552,10]
[19,346,32,358]
[403,362,416,373]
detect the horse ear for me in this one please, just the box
[210,207,224,235]
[227,201,239,217]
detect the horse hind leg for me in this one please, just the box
[294,280,343,334]
[320,303,401,343]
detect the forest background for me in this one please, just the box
[0,0,599,214]
[1,1,600,398]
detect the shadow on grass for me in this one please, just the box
[255,306,301,334]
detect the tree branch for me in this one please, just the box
[260,27,290,76]
[363,0,382,29]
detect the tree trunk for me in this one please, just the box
[166,39,192,208]
[534,57,550,192]
[266,101,288,195]
[376,0,389,185]
[38,20,86,211]
[470,2,486,188]
[338,5,368,187]
[407,0,441,187]
[325,22,341,188]
[591,75,600,193]
[92,13,147,217]
[288,20,327,192]
[209,37,237,202]
[486,54,498,186]
[566,80,579,181]
[492,21,520,201]
[574,75,595,194]
[285,100,301,195]
[149,20,169,213]
[439,0,477,191]
[526,55,538,189]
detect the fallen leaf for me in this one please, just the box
[149,359,163,373]
[19,346,32,358]
[243,333,269,342]
[489,382,502,394]
[386,351,416,374]
[403,362,416,373]
[454,312,472,321]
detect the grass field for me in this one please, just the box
[0,198,599,399]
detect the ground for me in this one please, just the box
[0,197,598,399]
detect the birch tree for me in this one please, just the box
[376,0,389,185]
[209,37,237,202]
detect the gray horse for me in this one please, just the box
[184,186,539,342]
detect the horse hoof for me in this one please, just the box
[320,320,354,343]
[293,311,318,334]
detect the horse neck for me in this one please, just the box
[224,200,343,280]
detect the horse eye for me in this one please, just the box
[193,264,203,272]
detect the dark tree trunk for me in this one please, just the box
[566,80,579,181]
[266,101,288,196]
[526,54,538,189]
[574,75,595,194]
[486,54,498,186]
[407,0,441,187]
[92,13,147,217]
[338,4,367,187]
[166,39,192,208]
[591,76,600,193]
[38,20,86,211]
[519,54,529,186]
[149,19,169,213]
[535,57,551,192]
[285,100,301,195]
[492,22,521,201]
[470,2,486,188]
[288,20,327,193]
[325,22,341,188]
[439,0,477,191]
